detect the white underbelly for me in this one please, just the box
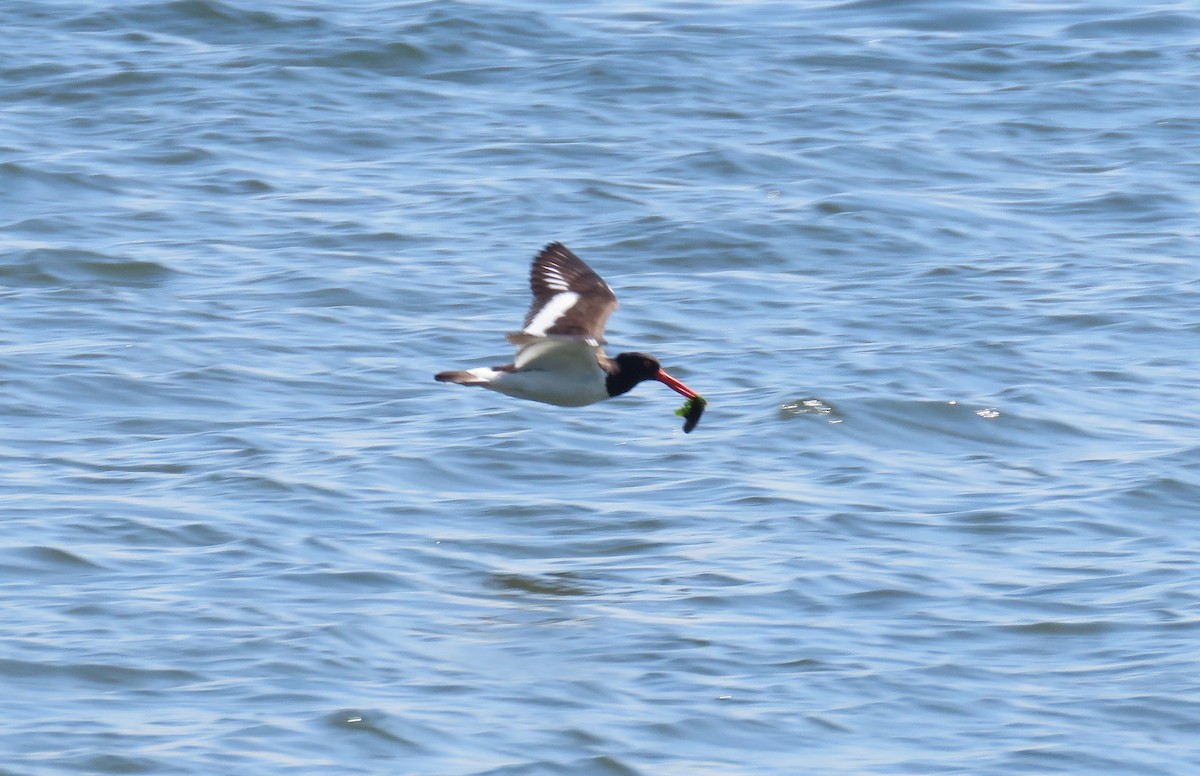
[483,367,609,407]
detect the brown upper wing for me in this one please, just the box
[520,242,618,344]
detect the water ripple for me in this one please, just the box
[2,0,1199,773]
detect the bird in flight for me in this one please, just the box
[435,242,706,432]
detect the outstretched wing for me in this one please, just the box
[511,337,601,373]
[517,242,618,347]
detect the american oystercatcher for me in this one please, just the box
[435,243,706,432]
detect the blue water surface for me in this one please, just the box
[2,1,1199,774]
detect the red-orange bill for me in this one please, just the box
[656,369,698,399]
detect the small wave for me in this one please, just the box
[0,161,120,193]
[1066,11,1200,39]
[0,545,104,574]
[306,40,428,77]
[67,0,327,44]
[779,396,843,423]
[1,248,174,287]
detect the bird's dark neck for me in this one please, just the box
[604,360,640,398]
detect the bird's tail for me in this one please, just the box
[435,370,488,385]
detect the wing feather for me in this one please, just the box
[512,336,603,373]
[520,243,618,344]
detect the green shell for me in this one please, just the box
[674,395,707,433]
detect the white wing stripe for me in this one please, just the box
[541,267,570,291]
[524,291,579,336]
